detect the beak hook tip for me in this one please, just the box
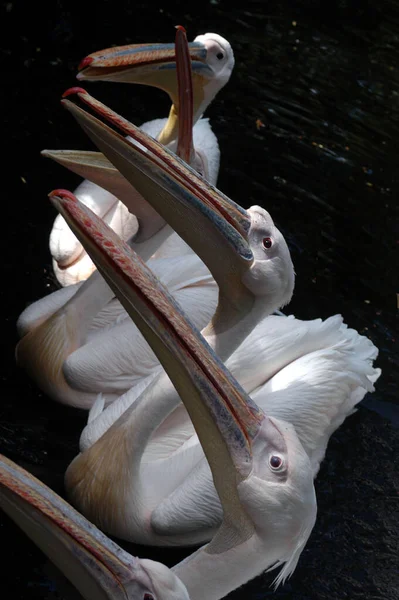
[62,87,88,99]
[48,189,77,203]
[77,56,93,71]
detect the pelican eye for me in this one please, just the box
[269,455,284,470]
[262,237,272,249]
[144,595,154,600]
[216,52,224,60]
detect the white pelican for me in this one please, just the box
[2,188,316,599]
[17,88,293,409]
[15,29,222,408]
[45,93,379,549]
[48,29,234,285]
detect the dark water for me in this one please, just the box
[1,0,398,598]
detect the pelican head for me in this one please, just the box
[246,417,317,586]
[0,454,190,600]
[244,205,294,307]
[77,32,234,136]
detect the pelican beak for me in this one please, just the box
[61,89,254,303]
[77,29,212,123]
[0,454,153,600]
[50,191,264,504]
[41,26,194,215]
[40,149,165,238]
[175,26,194,164]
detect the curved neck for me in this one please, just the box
[157,104,179,146]
[202,293,269,362]
[192,74,221,123]
[173,529,269,600]
[156,74,213,148]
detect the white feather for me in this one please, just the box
[80,313,380,481]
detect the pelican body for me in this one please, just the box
[52,188,316,597]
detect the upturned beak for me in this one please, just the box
[0,453,152,600]
[61,88,254,303]
[175,26,194,164]
[50,190,264,500]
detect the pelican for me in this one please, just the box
[48,29,234,285]
[33,94,378,550]
[16,30,221,408]
[6,188,316,598]
[17,87,293,409]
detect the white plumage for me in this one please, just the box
[68,311,379,548]
[17,248,217,407]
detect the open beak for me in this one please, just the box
[76,27,216,146]
[175,26,194,164]
[41,26,194,228]
[77,30,212,112]
[61,89,253,302]
[0,453,151,600]
[50,190,264,508]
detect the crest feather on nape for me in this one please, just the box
[267,516,316,588]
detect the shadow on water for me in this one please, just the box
[0,0,397,598]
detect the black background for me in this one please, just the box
[0,1,398,598]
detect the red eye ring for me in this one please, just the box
[263,237,272,249]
